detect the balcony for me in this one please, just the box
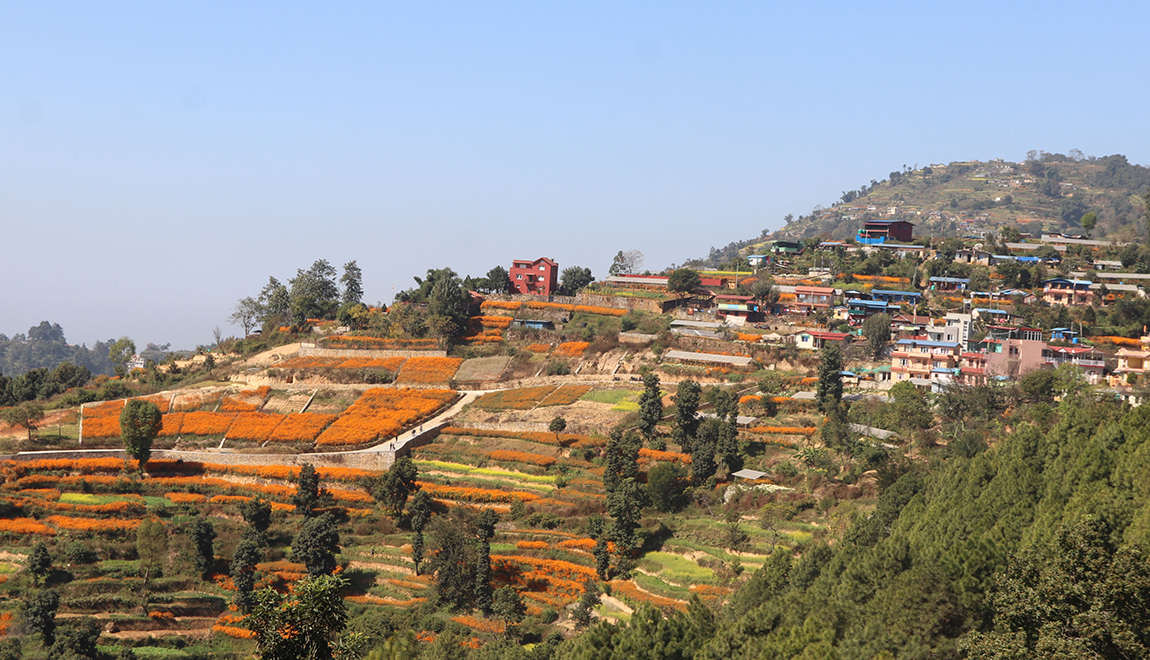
[1044,357,1105,368]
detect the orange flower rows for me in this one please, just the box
[0,517,55,535]
[473,386,554,410]
[220,397,260,413]
[319,336,439,350]
[747,426,816,435]
[418,482,539,503]
[491,555,597,583]
[212,625,255,639]
[165,492,207,504]
[275,356,408,371]
[450,615,505,634]
[736,333,763,343]
[553,342,589,357]
[490,451,557,467]
[395,357,463,384]
[638,447,692,464]
[538,385,591,407]
[315,388,455,446]
[180,412,238,436]
[516,541,550,550]
[226,413,287,441]
[46,515,141,533]
[608,580,687,613]
[441,426,600,448]
[267,413,336,443]
[739,395,761,405]
[479,301,522,311]
[525,343,551,353]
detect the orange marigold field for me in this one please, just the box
[524,343,551,353]
[739,395,761,405]
[450,615,505,634]
[472,386,554,410]
[552,342,589,357]
[537,385,591,407]
[638,447,692,464]
[479,301,522,311]
[489,450,557,467]
[515,541,550,550]
[158,413,184,437]
[226,413,287,441]
[81,415,123,439]
[747,426,816,435]
[0,517,55,535]
[267,413,336,443]
[736,333,762,343]
[441,426,599,448]
[165,492,207,504]
[274,356,408,371]
[212,624,255,639]
[179,412,238,436]
[315,388,455,446]
[219,397,260,413]
[320,336,439,350]
[395,357,463,384]
[46,515,140,533]
[418,482,539,503]
[492,555,597,583]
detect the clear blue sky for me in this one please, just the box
[2,2,1148,349]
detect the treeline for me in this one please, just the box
[0,322,115,378]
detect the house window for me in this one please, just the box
[539,265,545,270]
[900,359,908,366]
[516,274,522,279]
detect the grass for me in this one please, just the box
[0,563,14,574]
[640,551,718,584]
[633,572,692,599]
[59,493,141,505]
[580,389,640,404]
[414,460,557,484]
[129,648,193,659]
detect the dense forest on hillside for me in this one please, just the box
[687,152,1150,268]
[556,392,1150,660]
[0,322,115,378]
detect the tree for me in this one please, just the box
[230,296,262,336]
[549,416,567,441]
[47,616,101,660]
[672,380,702,452]
[863,313,892,359]
[604,427,641,494]
[558,266,594,296]
[409,491,433,576]
[427,512,478,610]
[246,574,350,660]
[1,401,45,441]
[341,260,363,306]
[291,513,341,577]
[572,581,600,629]
[474,509,499,613]
[136,517,169,584]
[231,537,263,613]
[188,517,216,579]
[1080,211,1098,235]
[289,259,341,324]
[108,336,136,377]
[120,399,162,472]
[712,389,741,473]
[816,343,844,412]
[587,515,611,580]
[28,541,52,586]
[691,419,719,483]
[606,476,647,555]
[241,498,273,536]
[480,266,510,294]
[492,586,526,638]
[24,589,59,646]
[637,373,663,443]
[292,464,328,517]
[609,250,644,276]
[667,269,701,296]
[258,276,292,324]
[647,461,688,512]
[373,457,419,516]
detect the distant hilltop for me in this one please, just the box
[686,152,1150,269]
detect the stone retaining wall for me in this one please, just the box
[297,345,447,359]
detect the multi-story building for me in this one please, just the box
[1114,335,1150,385]
[858,219,915,244]
[510,257,559,295]
[1041,278,1094,306]
[790,286,836,313]
[1041,345,1106,384]
[891,338,961,383]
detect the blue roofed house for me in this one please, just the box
[871,289,923,305]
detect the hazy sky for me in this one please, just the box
[3,2,1149,349]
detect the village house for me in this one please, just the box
[1041,278,1094,306]
[1042,345,1106,384]
[927,276,970,292]
[790,285,836,313]
[890,338,961,384]
[857,219,915,245]
[791,330,851,351]
[510,257,559,296]
[1113,336,1150,385]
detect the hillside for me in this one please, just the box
[688,152,1150,268]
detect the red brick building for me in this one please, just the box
[858,220,915,244]
[510,257,559,295]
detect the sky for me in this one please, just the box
[2,2,1149,350]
